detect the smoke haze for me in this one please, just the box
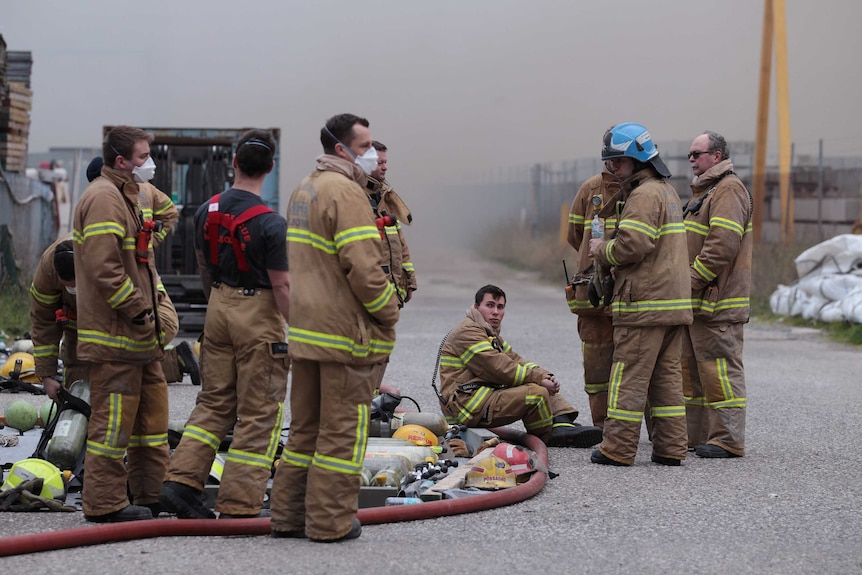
[4,0,861,251]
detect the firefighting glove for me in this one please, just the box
[132,309,154,326]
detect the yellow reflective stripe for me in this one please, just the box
[141,208,154,219]
[611,299,692,313]
[78,329,160,353]
[402,261,415,272]
[658,222,686,236]
[128,433,168,448]
[33,344,60,358]
[440,355,463,368]
[605,238,620,266]
[685,221,709,236]
[156,282,166,293]
[452,386,491,424]
[288,326,394,358]
[333,225,380,249]
[226,448,274,470]
[364,282,395,314]
[315,405,368,476]
[384,226,400,236]
[287,228,337,254]
[608,407,643,422]
[568,298,595,312]
[501,341,512,353]
[695,297,750,313]
[711,216,745,237]
[584,382,608,394]
[693,257,717,282]
[82,221,125,239]
[86,440,126,459]
[108,277,134,308]
[281,449,313,468]
[717,357,733,400]
[122,237,136,251]
[106,393,122,448]
[154,200,175,216]
[524,394,552,431]
[523,361,538,369]
[30,283,60,305]
[514,364,527,386]
[266,403,285,460]
[569,213,585,225]
[461,340,494,365]
[685,396,708,407]
[73,230,83,244]
[608,361,624,411]
[183,424,221,451]
[649,405,686,418]
[154,228,168,242]
[618,218,658,239]
[711,397,747,409]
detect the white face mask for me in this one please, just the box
[65,286,77,295]
[132,157,156,182]
[352,147,379,176]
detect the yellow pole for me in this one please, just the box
[752,0,773,243]
[774,0,793,243]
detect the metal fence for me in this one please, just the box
[0,167,56,286]
[461,139,862,245]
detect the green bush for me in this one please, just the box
[0,281,30,338]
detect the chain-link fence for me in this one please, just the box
[459,139,862,245]
[0,168,56,286]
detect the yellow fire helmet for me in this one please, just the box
[1,352,39,383]
[392,424,439,447]
[464,455,517,490]
[1,458,67,501]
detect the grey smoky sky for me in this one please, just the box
[3,0,862,241]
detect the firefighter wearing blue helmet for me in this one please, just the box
[588,123,692,466]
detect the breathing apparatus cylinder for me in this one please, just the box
[389,412,449,437]
[45,379,90,470]
[365,439,438,467]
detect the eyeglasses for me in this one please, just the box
[687,150,713,160]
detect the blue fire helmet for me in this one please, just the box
[601,123,671,178]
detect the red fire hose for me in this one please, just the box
[0,427,548,557]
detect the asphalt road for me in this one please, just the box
[1,246,861,574]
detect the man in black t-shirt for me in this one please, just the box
[160,129,290,519]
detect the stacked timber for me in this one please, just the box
[0,50,32,173]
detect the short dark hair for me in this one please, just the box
[236,129,277,178]
[53,240,75,282]
[475,284,506,306]
[103,126,153,168]
[372,140,387,153]
[320,114,370,154]
[703,131,730,161]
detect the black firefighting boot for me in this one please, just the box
[175,341,201,386]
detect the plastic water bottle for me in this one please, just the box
[384,497,423,506]
[591,214,605,239]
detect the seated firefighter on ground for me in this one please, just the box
[437,284,603,448]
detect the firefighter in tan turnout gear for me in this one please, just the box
[588,123,693,467]
[683,131,753,459]
[270,113,399,542]
[73,126,172,522]
[439,284,603,448]
[567,163,620,427]
[365,140,417,390]
[160,129,290,519]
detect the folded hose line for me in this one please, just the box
[0,427,548,557]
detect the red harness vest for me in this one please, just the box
[203,194,273,279]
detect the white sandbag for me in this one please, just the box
[839,286,862,324]
[818,300,846,323]
[770,284,802,316]
[817,274,862,301]
[794,234,862,278]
